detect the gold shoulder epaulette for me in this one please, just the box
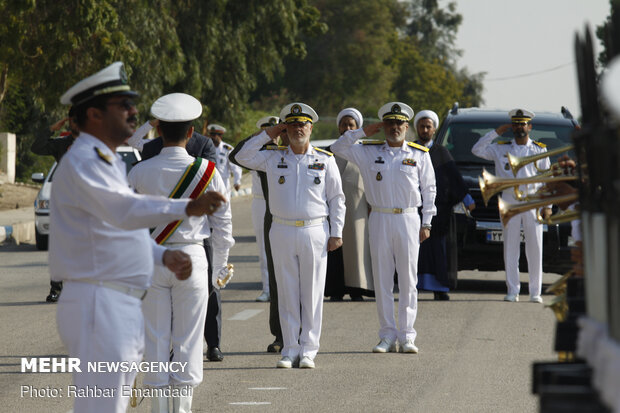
[407,141,429,152]
[532,140,546,148]
[314,147,333,156]
[265,144,287,150]
[361,140,384,145]
[497,140,512,145]
[94,147,112,165]
[223,143,233,150]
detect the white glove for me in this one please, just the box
[214,264,234,289]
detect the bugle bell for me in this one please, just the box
[507,144,574,176]
[497,193,578,226]
[479,168,576,206]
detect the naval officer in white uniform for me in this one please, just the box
[127,93,234,413]
[331,101,436,354]
[207,124,242,196]
[50,62,227,413]
[233,103,345,369]
[471,108,551,303]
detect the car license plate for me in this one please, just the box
[486,230,525,243]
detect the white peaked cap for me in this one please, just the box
[150,93,202,122]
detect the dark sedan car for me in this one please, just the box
[435,104,578,287]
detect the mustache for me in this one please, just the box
[127,115,138,123]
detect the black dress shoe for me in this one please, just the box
[46,291,60,303]
[433,291,450,301]
[207,347,224,361]
[350,295,364,302]
[329,296,344,302]
[267,339,283,353]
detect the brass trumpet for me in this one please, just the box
[497,193,578,226]
[546,293,568,322]
[536,207,580,225]
[545,270,574,296]
[507,144,574,176]
[479,168,577,206]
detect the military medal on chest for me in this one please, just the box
[314,177,321,184]
[376,171,382,181]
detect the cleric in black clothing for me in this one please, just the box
[127,120,224,361]
[413,110,475,301]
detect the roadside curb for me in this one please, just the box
[0,221,35,245]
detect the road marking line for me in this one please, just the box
[229,402,272,405]
[248,387,287,390]
[228,309,263,320]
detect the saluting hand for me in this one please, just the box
[186,191,228,216]
[50,117,69,132]
[362,122,384,137]
[265,123,288,140]
[327,237,343,252]
[163,249,193,280]
[495,124,511,136]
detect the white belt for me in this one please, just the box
[372,207,417,214]
[71,279,148,300]
[272,216,327,227]
[253,194,265,200]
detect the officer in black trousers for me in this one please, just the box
[139,129,226,361]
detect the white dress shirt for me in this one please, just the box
[330,128,436,226]
[127,146,235,273]
[233,130,346,237]
[49,133,190,289]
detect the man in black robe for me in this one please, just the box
[414,110,475,300]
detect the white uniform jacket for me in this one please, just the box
[127,147,235,272]
[49,133,190,289]
[471,130,550,201]
[330,128,436,226]
[233,130,345,238]
[216,142,242,194]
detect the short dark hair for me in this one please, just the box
[159,120,193,143]
[73,95,109,128]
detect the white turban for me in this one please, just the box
[336,107,364,129]
[413,110,439,130]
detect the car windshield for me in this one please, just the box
[440,122,575,164]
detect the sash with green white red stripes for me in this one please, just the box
[151,157,216,245]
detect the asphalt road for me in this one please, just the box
[0,194,561,413]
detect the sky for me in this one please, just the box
[449,0,610,118]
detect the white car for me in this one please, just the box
[31,145,141,250]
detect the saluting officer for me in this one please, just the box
[51,62,226,413]
[127,93,234,412]
[233,103,345,369]
[251,116,279,302]
[471,108,551,303]
[207,124,242,196]
[331,102,436,354]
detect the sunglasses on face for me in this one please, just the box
[511,122,529,127]
[209,132,223,137]
[106,99,136,111]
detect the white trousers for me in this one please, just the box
[251,198,269,293]
[57,282,144,413]
[269,220,328,360]
[368,211,420,343]
[143,244,209,388]
[502,209,543,297]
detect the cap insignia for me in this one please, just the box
[291,104,302,114]
[391,104,401,113]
